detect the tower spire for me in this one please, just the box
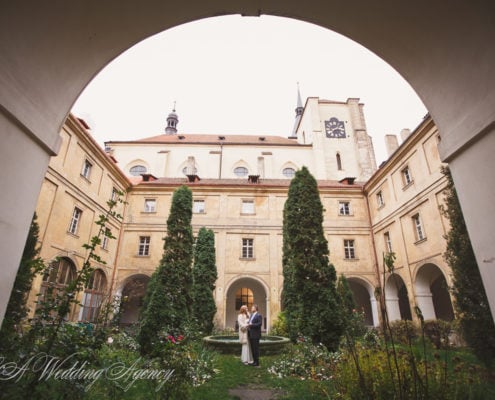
[165,102,179,134]
[290,83,304,138]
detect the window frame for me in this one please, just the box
[384,231,393,252]
[143,198,156,213]
[81,159,93,180]
[401,165,413,187]
[376,190,385,208]
[241,199,255,215]
[344,239,356,259]
[68,207,82,235]
[234,166,249,177]
[138,236,151,256]
[339,201,351,216]
[79,269,107,323]
[129,165,147,176]
[282,167,296,178]
[241,238,254,259]
[193,199,206,214]
[412,213,426,242]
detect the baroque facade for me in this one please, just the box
[27,96,454,331]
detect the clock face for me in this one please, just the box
[325,117,346,138]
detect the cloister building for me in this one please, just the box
[27,94,454,331]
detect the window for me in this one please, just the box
[336,153,343,170]
[81,160,92,179]
[39,258,77,313]
[241,199,255,214]
[402,166,412,186]
[242,238,254,259]
[182,166,198,175]
[339,201,351,215]
[144,199,156,213]
[68,207,82,235]
[101,227,111,250]
[384,231,393,252]
[111,187,119,202]
[235,288,254,310]
[234,166,249,177]
[344,239,356,259]
[412,214,425,241]
[138,236,151,256]
[193,199,205,213]
[282,167,296,178]
[130,165,147,176]
[376,191,384,208]
[79,270,107,323]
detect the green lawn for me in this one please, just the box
[191,354,333,400]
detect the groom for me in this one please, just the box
[247,304,262,366]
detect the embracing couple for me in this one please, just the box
[237,304,262,367]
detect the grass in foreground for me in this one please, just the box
[191,353,332,400]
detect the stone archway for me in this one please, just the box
[225,277,268,331]
[117,274,150,326]
[415,263,454,321]
[347,277,379,327]
[1,2,495,324]
[385,274,412,322]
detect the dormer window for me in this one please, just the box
[130,165,147,176]
[234,167,248,177]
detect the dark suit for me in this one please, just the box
[248,312,262,365]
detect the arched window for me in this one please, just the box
[235,288,253,310]
[182,166,198,175]
[39,258,77,313]
[129,165,147,176]
[282,167,296,178]
[336,153,343,170]
[80,269,107,323]
[234,166,249,177]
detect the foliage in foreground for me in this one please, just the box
[441,166,495,365]
[268,335,495,400]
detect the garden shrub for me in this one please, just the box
[270,311,288,337]
[387,320,418,344]
[423,319,452,349]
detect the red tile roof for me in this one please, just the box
[132,177,364,189]
[106,133,305,146]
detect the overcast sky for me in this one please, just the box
[72,15,427,165]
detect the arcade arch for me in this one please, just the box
[117,274,151,326]
[225,276,268,331]
[414,263,454,321]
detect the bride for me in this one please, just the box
[237,305,253,364]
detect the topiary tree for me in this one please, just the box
[191,227,218,335]
[441,166,495,365]
[282,166,344,351]
[138,185,194,354]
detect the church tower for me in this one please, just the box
[295,97,377,181]
[165,104,179,134]
[289,84,304,138]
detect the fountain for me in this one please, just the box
[203,335,290,355]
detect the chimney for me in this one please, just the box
[385,134,399,157]
[400,128,411,142]
[248,175,260,184]
[339,177,356,185]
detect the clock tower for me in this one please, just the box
[294,97,377,181]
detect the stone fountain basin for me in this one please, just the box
[203,335,290,355]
